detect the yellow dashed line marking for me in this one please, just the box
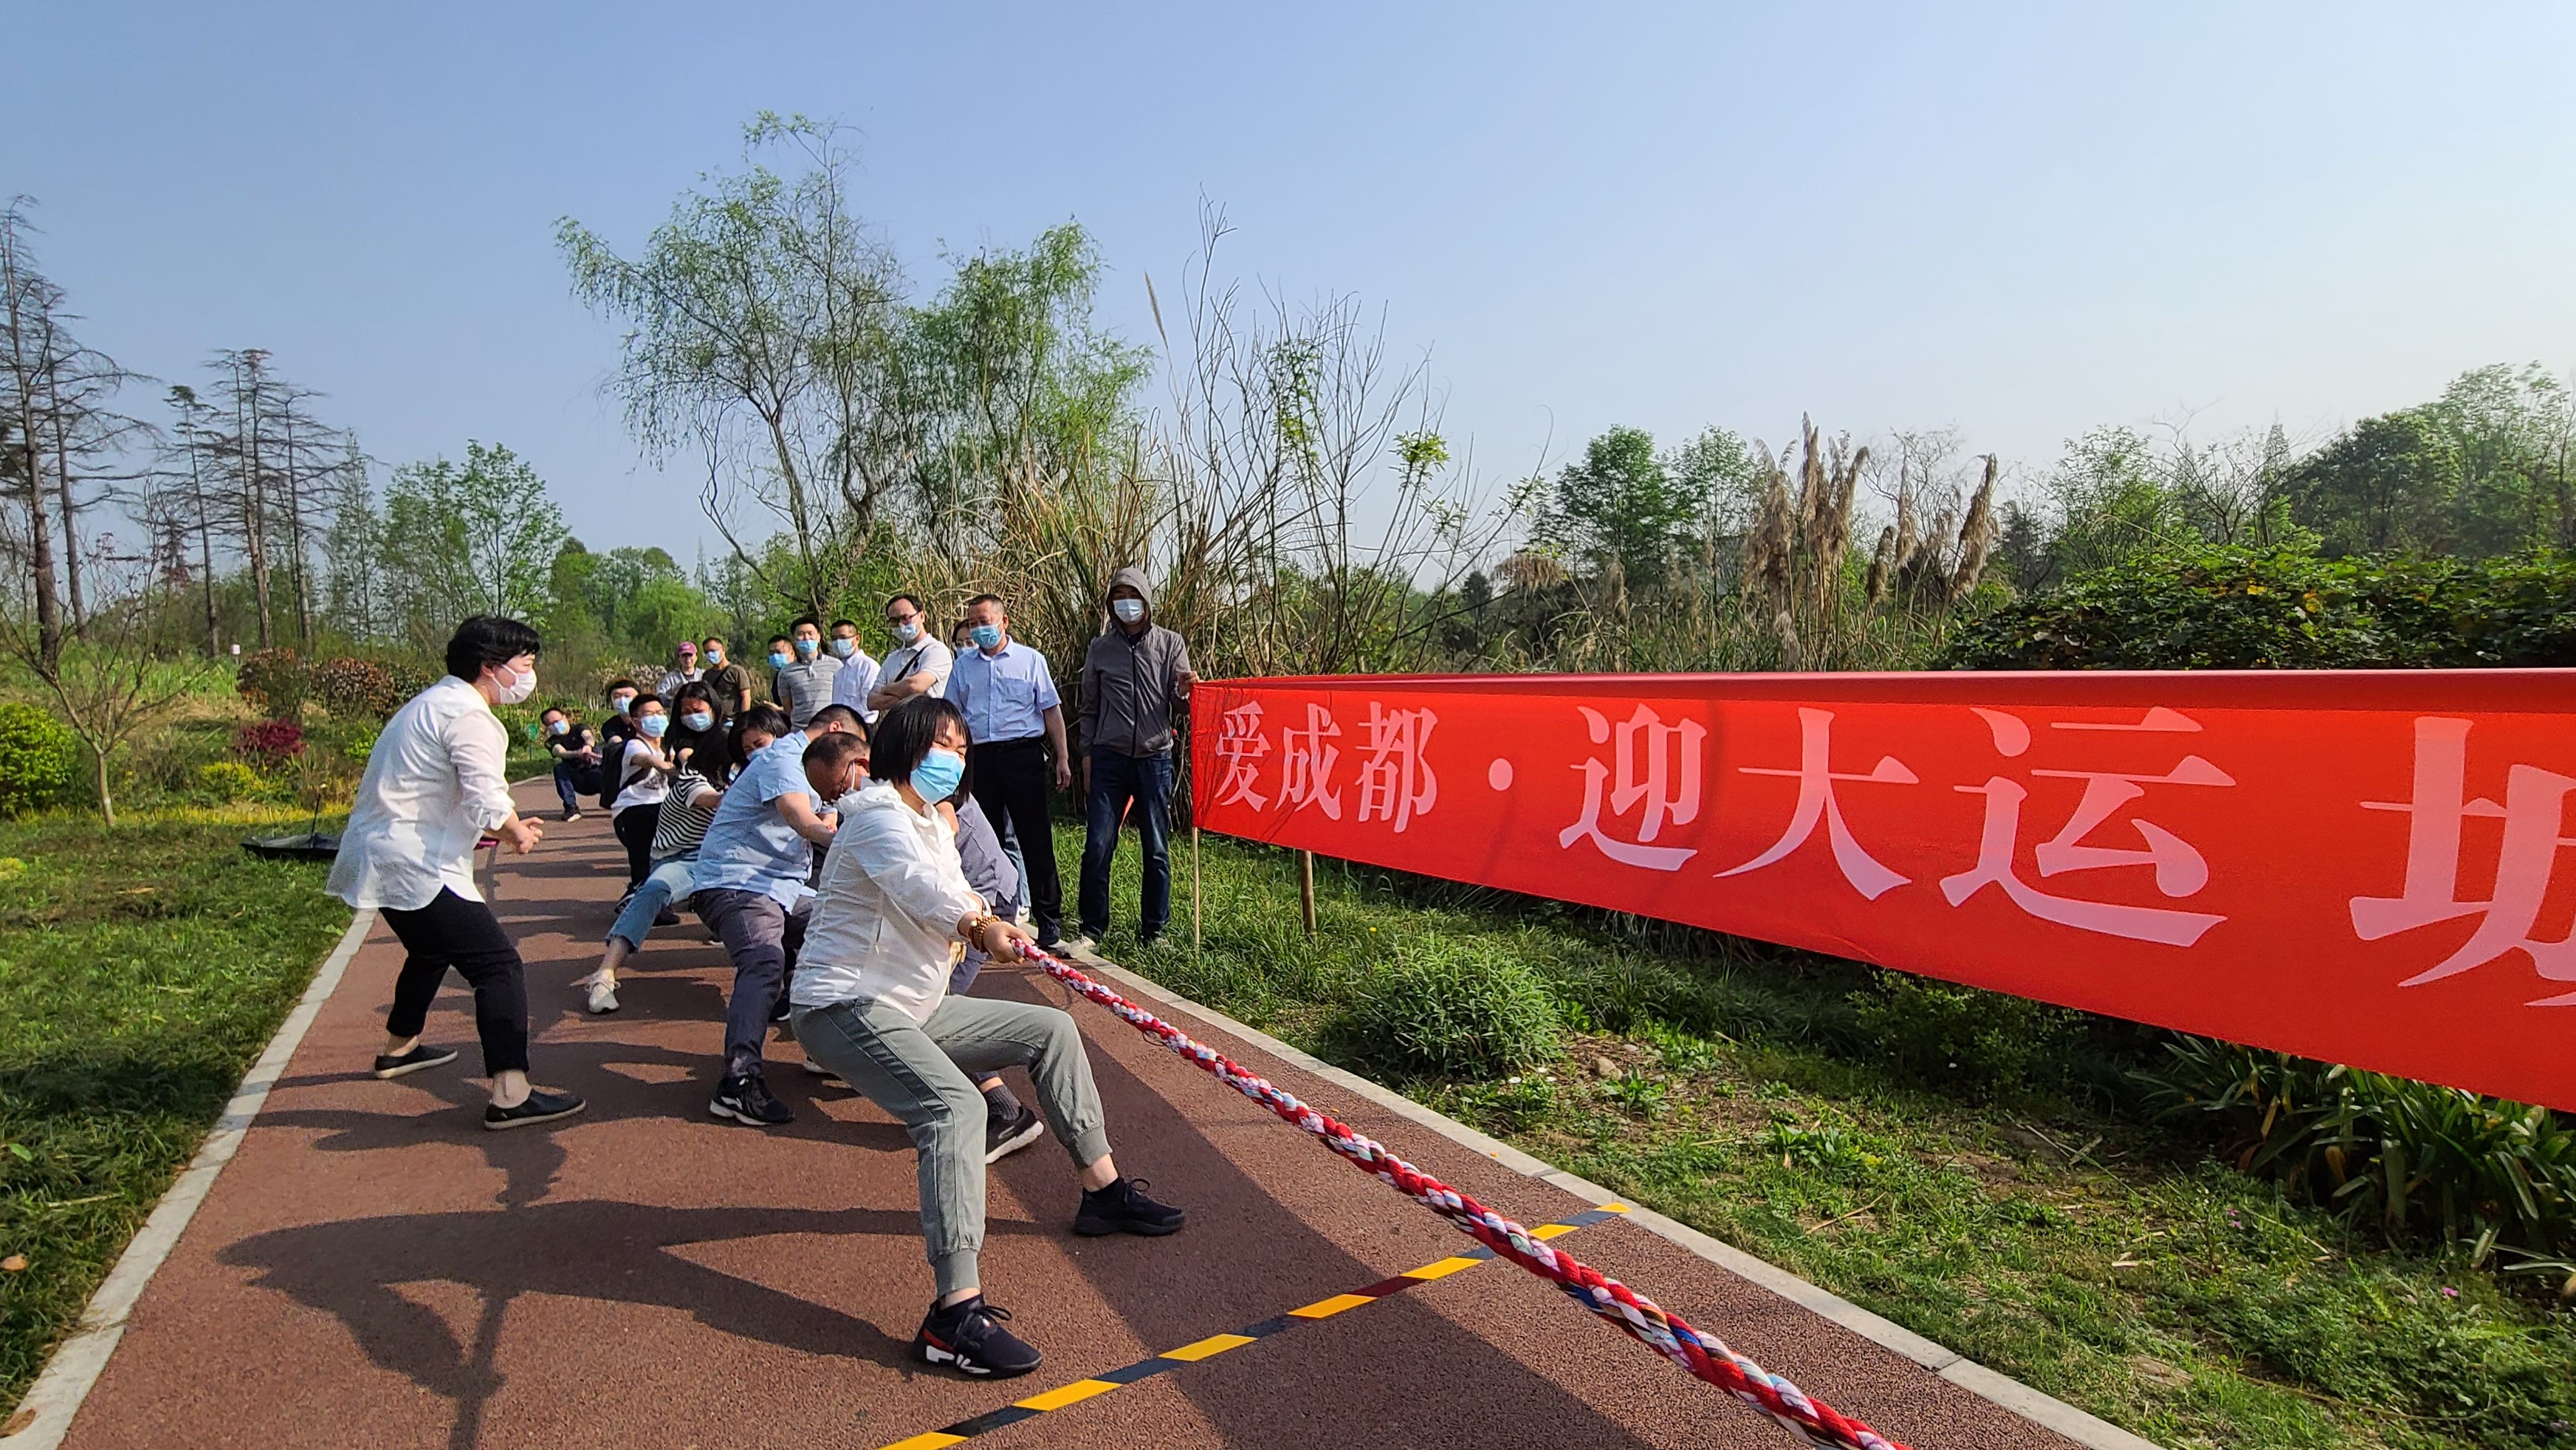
[879,1434,969,1450]
[1288,1292,1378,1319]
[1403,1255,1486,1281]
[1161,1332,1257,1362]
[1012,1378,1120,1412]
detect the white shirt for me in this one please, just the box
[656,666,702,698]
[327,676,515,910]
[828,647,883,721]
[793,781,987,1023]
[876,637,953,702]
[611,735,671,816]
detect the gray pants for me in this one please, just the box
[791,994,1113,1297]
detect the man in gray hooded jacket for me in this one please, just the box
[1076,567,1196,944]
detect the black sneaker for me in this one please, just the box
[1074,1176,1186,1237]
[984,1102,1046,1164]
[913,1296,1042,1378]
[483,1089,585,1131]
[710,1073,792,1126]
[373,1045,458,1079]
[653,908,681,927]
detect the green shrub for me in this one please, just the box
[235,648,310,721]
[0,704,78,817]
[191,761,269,804]
[2141,1037,2576,1260]
[1328,938,1561,1079]
[1849,972,2086,1097]
[1943,543,2576,670]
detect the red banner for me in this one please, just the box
[1187,670,2576,1111]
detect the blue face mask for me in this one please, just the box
[969,623,1003,650]
[828,637,855,659]
[681,711,713,732]
[611,695,633,715]
[637,713,668,738]
[768,650,792,670]
[910,747,965,803]
[794,636,819,658]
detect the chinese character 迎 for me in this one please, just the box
[1210,701,1270,810]
[1277,703,1344,820]
[1938,707,2232,946]
[1560,704,1706,870]
[1356,702,1438,831]
[1717,707,1917,898]
[2349,716,2576,1004]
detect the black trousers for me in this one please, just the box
[969,737,1062,942]
[613,803,661,887]
[382,887,530,1075]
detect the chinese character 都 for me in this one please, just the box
[1356,703,1438,831]
[2350,715,2576,1003]
[1938,707,2231,946]
[1562,704,1705,871]
[1717,707,1917,898]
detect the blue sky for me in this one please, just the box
[9,3,2573,554]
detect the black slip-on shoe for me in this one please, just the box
[483,1089,585,1131]
[913,1296,1042,1378]
[983,1102,1046,1164]
[374,1045,459,1079]
[709,1073,793,1126]
[1074,1176,1186,1237]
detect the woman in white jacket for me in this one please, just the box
[790,695,1186,1381]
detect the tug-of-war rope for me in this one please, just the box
[1028,948,1911,1450]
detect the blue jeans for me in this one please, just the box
[1078,750,1173,940]
[605,857,696,950]
[552,761,588,814]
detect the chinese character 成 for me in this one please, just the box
[2349,716,2576,1004]
[1356,703,1439,831]
[1561,704,1706,871]
[1277,703,1344,820]
[1717,707,1917,898]
[1939,707,2232,946]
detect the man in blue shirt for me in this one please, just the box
[946,594,1074,948]
[690,701,865,1125]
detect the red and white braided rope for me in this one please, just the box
[1031,949,1910,1450]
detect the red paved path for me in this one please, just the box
[55,783,2080,1449]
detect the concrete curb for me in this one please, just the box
[1066,946,2167,1450]
[4,907,378,1449]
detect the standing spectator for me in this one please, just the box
[772,616,839,727]
[690,701,865,1125]
[326,616,584,1130]
[540,707,599,822]
[609,693,674,890]
[1077,568,1197,946]
[947,595,1073,949]
[655,639,703,699]
[826,617,882,722]
[701,636,752,724]
[868,594,952,715]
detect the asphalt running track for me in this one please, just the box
[44,782,2089,1450]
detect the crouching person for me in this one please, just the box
[789,695,1185,1379]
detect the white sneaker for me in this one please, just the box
[585,977,619,1014]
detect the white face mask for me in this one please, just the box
[1112,598,1146,624]
[494,662,537,706]
[892,619,921,644]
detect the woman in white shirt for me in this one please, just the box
[790,695,1185,1381]
[326,616,585,1131]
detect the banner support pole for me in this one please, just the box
[1299,850,1317,936]
[1191,823,1202,957]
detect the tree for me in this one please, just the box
[560,114,913,622]
[1542,425,1700,586]
[382,441,566,645]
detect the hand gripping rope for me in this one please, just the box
[1027,949,1911,1450]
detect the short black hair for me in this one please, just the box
[768,633,793,648]
[965,594,1005,612]
[605,677,637,698]
[540,706,568,720]
[444,616,541,684]
[791,616,822,633]
[886,593,925,615]
[830,618,859,633]
[801,731,869,781]
[628,691,664,712]
[870,695,968,790]
[808,703,867,739]
[673,681,718,712]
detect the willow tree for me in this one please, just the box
[558,113,912,622]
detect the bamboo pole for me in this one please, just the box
[1191,822,1202,956]
[1299,849,1317,936]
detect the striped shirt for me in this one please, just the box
[648,769,723,862]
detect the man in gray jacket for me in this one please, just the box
[1076,567,1196,944]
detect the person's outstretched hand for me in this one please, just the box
[501,816,543,854]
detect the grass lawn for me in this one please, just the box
[0,808,350,1414]
[1073,825,2576,1450]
